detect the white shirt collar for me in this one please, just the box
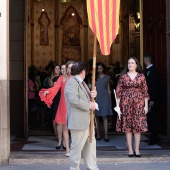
[146,64,153,69]
[75,75,83,83]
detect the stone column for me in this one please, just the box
[166,0,170,145]
[0,0,10,164]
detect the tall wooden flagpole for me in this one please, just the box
[87,0,120,143]
[90,36,97,143]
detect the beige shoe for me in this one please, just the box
[65,153,70,157]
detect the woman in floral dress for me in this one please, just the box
[116,57,149,157]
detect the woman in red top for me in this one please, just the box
[39,61,74,157]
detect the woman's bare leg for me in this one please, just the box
[63,125,70,154]
[126,132,133,154]
[103,116,108,139]
[57,124,62,146]
[134,133,141,155]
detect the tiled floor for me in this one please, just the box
[11,134,161,151]
[96,135,161,149]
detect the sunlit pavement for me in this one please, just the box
[1,162,170,170]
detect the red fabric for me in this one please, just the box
[86,0,120,55]
[39,76,63,107]
[39,75,71,124]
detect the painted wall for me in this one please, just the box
[27,0,55,68]
[26,0,114,68]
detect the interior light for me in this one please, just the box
[137,12,140,19]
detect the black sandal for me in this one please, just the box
[104,134,109,142]
[134,151,141,157]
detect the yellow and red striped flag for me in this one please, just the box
[87,0,120,55]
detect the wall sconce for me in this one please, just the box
[137,12,140,19]
[71,12,75,16]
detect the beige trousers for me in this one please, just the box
[70,127,99,170]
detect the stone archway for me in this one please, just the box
[60,5,82,64]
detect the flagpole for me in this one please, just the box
[90,36,97,143]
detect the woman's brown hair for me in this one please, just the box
[120,57,143,79]
[63,61,75,79]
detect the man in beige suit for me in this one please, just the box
[65,61,99,170]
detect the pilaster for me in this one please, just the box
[0,0,10,164]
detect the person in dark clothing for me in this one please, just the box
[28,71,37,113]
[144,53,161,145]
[84,63,92,89]
[40,65,51,89]
[39,65,52,129]
[49,64,61,141]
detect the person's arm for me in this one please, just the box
[43,76,62,95]
[107,80,112,102]
[143,98,148,114]
[142,74,149,114]
[39,76,63,107]
[142,74,150,99]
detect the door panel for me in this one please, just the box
[166,0,170,143]
[143,0,167,134]
[10,0,25,136]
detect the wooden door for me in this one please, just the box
[143,0,167,135]
[10,0,25,137]
[166,0,170,144]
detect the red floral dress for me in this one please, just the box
[116,73,149,133]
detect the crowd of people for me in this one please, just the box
[28,54,161,169]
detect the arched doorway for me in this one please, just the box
[2,1,169,156]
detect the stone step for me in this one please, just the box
[9,150,170,164]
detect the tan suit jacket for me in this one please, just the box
[64,76,91,130]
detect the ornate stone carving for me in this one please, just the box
[38,11,50,46]
[60,5,82,63]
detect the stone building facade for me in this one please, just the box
[0,0,170,164]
